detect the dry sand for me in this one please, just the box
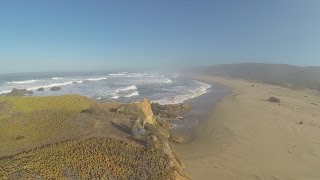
[175,75,320,180]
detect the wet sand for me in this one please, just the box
[170,82,230,142]
[175,75,320,180]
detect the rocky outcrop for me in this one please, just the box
[5,88,33,96]
[50,86,61,91]
[143,124,189,179]
[131,118,146,137]
[117,98,157,125]
[37,87,44,92]
[267,96,280,103]
[169,136,185,144]
[116,98,190,179]
[151,103,191,118]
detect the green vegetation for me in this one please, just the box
[0,137,175,179]
[0,95,95,157]
[0,94,94,113]
[0,95,185,179]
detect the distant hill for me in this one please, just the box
[199,63,320,91]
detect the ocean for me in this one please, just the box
[0,71,212,105]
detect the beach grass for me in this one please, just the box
[0,137,175,179]
[0,94,94,113]
[0,95,95,157]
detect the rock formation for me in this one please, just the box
[37,87,44,91]
[131,118,146,137]
[117,97,157,125]
[267,96,280,103]
[50,86,61,91]
[115,98,190,179]
[151,103,191,118]
[5,88,33,96]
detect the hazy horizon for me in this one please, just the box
[1,0,320,73]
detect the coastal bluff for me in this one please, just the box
[0,95,190,179]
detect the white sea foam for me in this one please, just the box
[6,80,38,84]
[112,95,120,99]
[27,81,74,91]
[52,77,63,80]
[108,73,127,76]
[0,90,11,94]
[165,79,172,83]
[115,85,137,93]
[73,80,83,84]
[108,72,146,77]
[111,90,139,99]
[124,91,139,97]
[112,85,139,99]
[152,81,212,105]
[86,77,107,81]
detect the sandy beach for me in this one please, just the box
[175,75,320,180]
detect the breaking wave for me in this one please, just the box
[152,81,212,105]
[86,77,107,81]
[5,80,38,84]
[27,81,75,91]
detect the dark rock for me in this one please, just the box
[311,103,318,105]
[169,136,185,144]
[147,135,159,149]
[156,117,171,128]
[251,85,255,87]
[267,97,280,103]
[37,87,44,92]
[151,103,191,119]
[6,88,33,96]
[15,135,25,140]
[50,86,61,91]
[297,120,304,125]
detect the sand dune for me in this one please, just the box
[176,75,320,180]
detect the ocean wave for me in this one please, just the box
[109,73,147,78]
[115,85,137,93]
[27,81,75,91]
[86,77,107,81]
[112,85,139,99]
[0,90,11,94]
[51,77,63,80]
[108,73,127,76]
[165,79,172,83]
[6,80,38,84]
[124,91,139,97]
[111,90,139,99]
[152,81,212,105]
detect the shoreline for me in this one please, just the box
[170,80,230,143]
[175,74,320,179]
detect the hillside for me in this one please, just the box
[0,95,188,179]
[198,63,320,90]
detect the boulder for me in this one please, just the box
[37,87,44,92]
[267,96,280,103]
[118,98,157,125]
[169,136,185,144]
[50,86,61,91]
[6,88,33,96]
[131,118,146,137]
[147,135,159,149]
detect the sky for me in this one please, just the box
[0,0,319,73]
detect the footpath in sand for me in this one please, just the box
[176,75,320,180]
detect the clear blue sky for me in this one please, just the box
[0,0,319,73]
